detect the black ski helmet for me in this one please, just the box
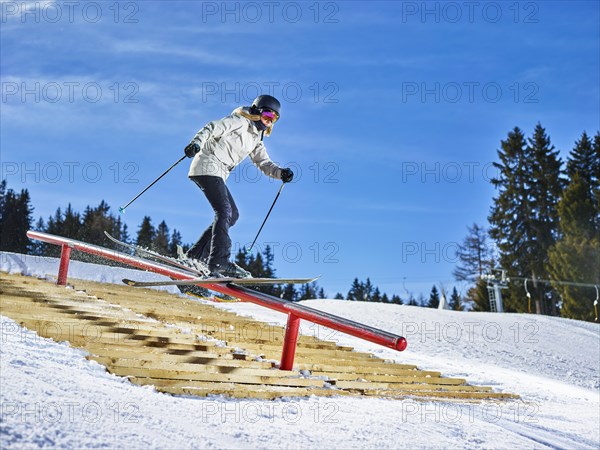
[251,94,281,117]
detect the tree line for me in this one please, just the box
[0,185,331,300]
[1,124,598,318]
[453,126,599,321]
[0,180,464,305]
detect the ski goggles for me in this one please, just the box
[260,109,279,123]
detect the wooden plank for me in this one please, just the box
[129,378,348,399]
[259,353,396,367]
[1,300,142,322]
[333,377,467,389]
[93,356,293,378]
[86,353,273,369]
[2,313,215,342]
[0,321,225,354]
[236,342,374,359]
[2,311,231,348]
[310,370,444,381]
[2,319,217,350]
[296,362,419,373]
[109,366,326,388]
[223,339,354,351]
[2,310,158,330]
[77,336,221,351]
[362,389,520,400]
[352,384,493,393]
[83,343,251,360]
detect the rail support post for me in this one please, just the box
[280,313,301,371]
[57,244,73,286]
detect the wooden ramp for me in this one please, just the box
[1,273,519,401]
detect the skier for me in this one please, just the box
[181,94,293,278]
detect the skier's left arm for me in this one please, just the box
[249,142,293,182]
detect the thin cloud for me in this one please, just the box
[110,40,253,67]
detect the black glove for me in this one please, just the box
[281,168,294,183]
[184,142,200,158]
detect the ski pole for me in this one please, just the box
[247,183,285,254]
[119,155,187,213]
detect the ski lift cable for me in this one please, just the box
[507,276,598,289]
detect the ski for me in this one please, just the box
[104,231,209,277]
[122,276,320,287]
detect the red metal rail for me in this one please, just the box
[27,230,407,369]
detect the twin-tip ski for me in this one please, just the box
[122,276,320,287]
[104,231,210,276]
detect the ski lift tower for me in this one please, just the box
[481,268,509,313]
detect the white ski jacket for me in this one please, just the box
[187,109,282,180]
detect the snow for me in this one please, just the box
[1,252,599,449]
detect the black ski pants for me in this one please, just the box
[187,175,239,266]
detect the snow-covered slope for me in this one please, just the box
[1,252,599,449]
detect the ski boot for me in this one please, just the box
[209,262,253,279]
[176,247,210,276]
[174,247,211,297]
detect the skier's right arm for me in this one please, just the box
[184,115,244,158]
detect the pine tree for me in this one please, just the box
[261,246,276,279]
[0,180,6,228]
[45,207,63,235]
[547,173,600,321]
[489,125,564,314]
[372,287,382,303]
[469,278,491,312]
[545,130,600,321]
[61,204,82,239]
[153,221,170,254]
[567,132,597,188]
[391,294,403,305]
[570,131,600,230]
[38,207,64,256]
[15,189,34,252]
[136,216,156,249]
[51,204,86,259]
[298,282,319,301]
[593,133,600,226]
[489,127,531,312]
[527,123,564,315]
[235,248,249,268]
[168,229,183,257]
[281,283,298,301]
[453,223,494,310]
[80,201,117,246]
[249,252,266,277]
[427,285,440,308]
[453,223,494,283]
[364,278,374,301]
[347,278,362,301]
[252,247,280,296]
[347,278,375,301]
[30,217,46,255]
[0,183,34,253]
[449,287,461,311]
[120,223,131,245]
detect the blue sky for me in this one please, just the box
[2,1,599,299]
